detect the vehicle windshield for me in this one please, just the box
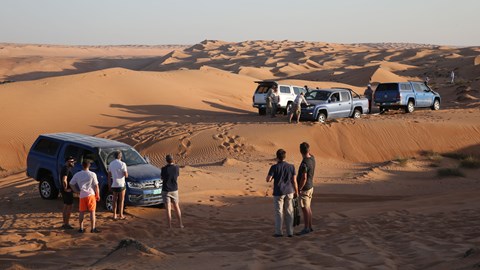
[305,90,330,101]
[99,147,147,166]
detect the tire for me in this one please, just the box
[103,191,114,211]
[285,102,293,116]
[317,111,327,123]
[39,177,59,200]
[431,99,440,111]
[352,108,361,119]
[258,108,266,115]
[405,100,415,113]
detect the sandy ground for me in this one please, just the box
[0,41,480,269]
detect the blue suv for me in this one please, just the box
[26,133,163,209]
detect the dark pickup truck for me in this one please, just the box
[26,133,163,209]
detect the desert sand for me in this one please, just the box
[0,41,480,269]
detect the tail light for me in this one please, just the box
[395,93,401,101]
[252,95,255,103]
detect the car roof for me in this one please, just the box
[40,132,129,148]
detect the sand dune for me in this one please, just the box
[1,41,480,269]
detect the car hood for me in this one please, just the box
[126,164,161,182]
[306,100,328,106]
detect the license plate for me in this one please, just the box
[152,189,162,195]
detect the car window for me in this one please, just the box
[340,91,350,101]
[330,92,340,102]
[279,86,290,94]
[376,83,399,92]
[293,87,301,95]
[400,83,412,91]
[100,147,147,167]
[419,83,430,92]
[305,90,330,100]
[255,85,271,94]
[33,139,60,156]
[413,83,422,92]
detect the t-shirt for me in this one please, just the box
[297,155,316,191]
[161,164,179,192]
[70,170,99,198]
[271,91,280,104]
[294,94,308,105]
[108,159,127,188]
[268,161,296,196]
[60,165,73,191]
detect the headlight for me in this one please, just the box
[127,181,144,189]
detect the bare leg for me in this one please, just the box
[301,207,308,230]
[79,211,85,230]
[112,192,118,219]
[172,201,184,228]
[165,201,172,228]
[90,211,96,230]
[119,189,126,218]
[296,113,300,123]
[306,207,313,230]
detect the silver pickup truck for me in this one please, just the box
[300,88,369,122]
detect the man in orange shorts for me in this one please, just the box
[70,159,100,233]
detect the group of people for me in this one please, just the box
[59,151,183,233]
[266,142,315,237]
[264,84,310,123]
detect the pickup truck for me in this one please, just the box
[300,88,369,122]
[26,133,163,209]
[252,80,307,115]
[374,81,441,113]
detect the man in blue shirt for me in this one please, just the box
[266,149,299,237]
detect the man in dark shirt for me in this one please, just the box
[60,156,75,229]
[161,155,184,229]
[297,142,316,235]
[266,149,299,237]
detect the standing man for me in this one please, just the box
[70,159,100,233]
[265,86,274,116]
[296,142,316,235]
[108,150,128,220]
[364,84,374,114]
[161,154,184,229]
[450,70,455,84]
[266,149,299,237]
[289,91,309,124]
[271,85,280,118]
[60,156,76,230]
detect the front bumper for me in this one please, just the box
[300,109,316,120]
[126,188,163,206]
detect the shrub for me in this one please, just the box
[437,168,465,178]
[460,156,480,169]
[442,152,468,160]
[394,157,410,167]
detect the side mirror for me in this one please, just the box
[144,156,150,164]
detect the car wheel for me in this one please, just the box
[258,108,266,115]
[39,177,59,200]
[352,108,361,119]
[406,101,415,113]
[284,103,292,115]
[103,192,114,211]
[431,99,440,111]
[317,112,327,123]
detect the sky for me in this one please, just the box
[1,0,479,46]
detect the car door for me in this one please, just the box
[62,144,104,181]
[339,91,352,117]
[418,83,434,107]
[411,82,426,107]
[327,91,342,118]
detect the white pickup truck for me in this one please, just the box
[252,81,307,115]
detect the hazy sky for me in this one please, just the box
[1,0,479,46]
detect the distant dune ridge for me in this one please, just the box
[0,40,480,269]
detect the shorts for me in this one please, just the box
[111,186,126,193]
[300,188,313,208]
[61,191,74,205]
[162,190,179,204]
[293,103,301,116]
[79,195,96,212]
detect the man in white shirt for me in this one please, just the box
[108,150,128,220]
[70,159,100,233]
[289,92,309,124]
